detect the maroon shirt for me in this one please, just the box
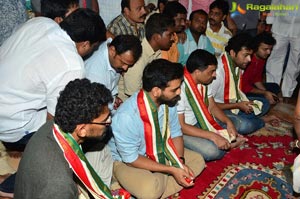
[241,55,266,94]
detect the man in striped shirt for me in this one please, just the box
[206,0,232,57]
[107,0,147,41]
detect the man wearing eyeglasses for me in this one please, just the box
[14,79,116,199]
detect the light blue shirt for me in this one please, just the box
[85,38,120,97]
[109,92,183,163]
[177,29,215,65]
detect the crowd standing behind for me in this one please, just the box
[1,0,299,198]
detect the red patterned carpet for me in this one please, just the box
[175,106,298,199]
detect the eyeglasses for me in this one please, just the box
[89,115,112,126]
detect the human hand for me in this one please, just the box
[238,101,254,114]
[113,96,123,110]
[264,91,279,104]
[226,121,238,138]
[171,166,194,187]
[211,133,231,150]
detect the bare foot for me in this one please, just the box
[0,191,13,199]
[230,136,248,148]
[6,151,22,159]
[0,174,11,184]
[262,114,281,127]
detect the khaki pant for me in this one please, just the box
[113,148,205,199]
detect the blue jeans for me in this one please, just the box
[223,96,269,135]
[224,111,264,135]
[183,123,226,162]
[248,96,270,117]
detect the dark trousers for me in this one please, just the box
[0,133,35,193]
[2,133,34,152]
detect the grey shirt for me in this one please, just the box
[14,120,78,199]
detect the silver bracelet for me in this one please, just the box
[296,140,300,148]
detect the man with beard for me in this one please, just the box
[119,13,176,101]
[14,79,115,198]
[177,49,247,162]
[108,59,205,198]
[241,32,280,105]
[209,33,274,135]
[85,35,142,111]
[177,9,215,65]
[206,0,232,57]
[107,0,147,41]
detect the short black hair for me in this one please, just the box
[143,59,183,92]
[225,33,252,54]
[251,32,276,52]
[121,0,130,13]
[186,49,217,73]
[157,0,168,8]
[189,9,208,21]
[54,78,113,133]
[163,1,187,18]
[41,0,79,19]
[109,35,142,62]
[209,0,229,16]
[59,8,106,44]
[145,13,175,41]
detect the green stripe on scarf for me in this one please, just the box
[145,92,166,165]
[60,130,113,198]
[226,53,241,102]
[185,83,210,131]
[162,107,181,168]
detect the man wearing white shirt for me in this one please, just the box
[266,0,300,100]
[0,8,106,154]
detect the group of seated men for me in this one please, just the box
[0,0,283,198]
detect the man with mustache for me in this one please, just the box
[85,35,142,111]
[209,33,272,135]
[109,59,205,198]
[206,0,232,57]
[177,9,215,65]
[14,79,115,199]
[120,13,176,101]
[83,35,142,188]
[107,0,147,41]
[177,49,247,162]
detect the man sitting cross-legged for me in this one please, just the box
[177,49,247,161]
[241,32,280,105]
[109,59,205,199]
[14,78,122,198]
[209,33,278,135]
